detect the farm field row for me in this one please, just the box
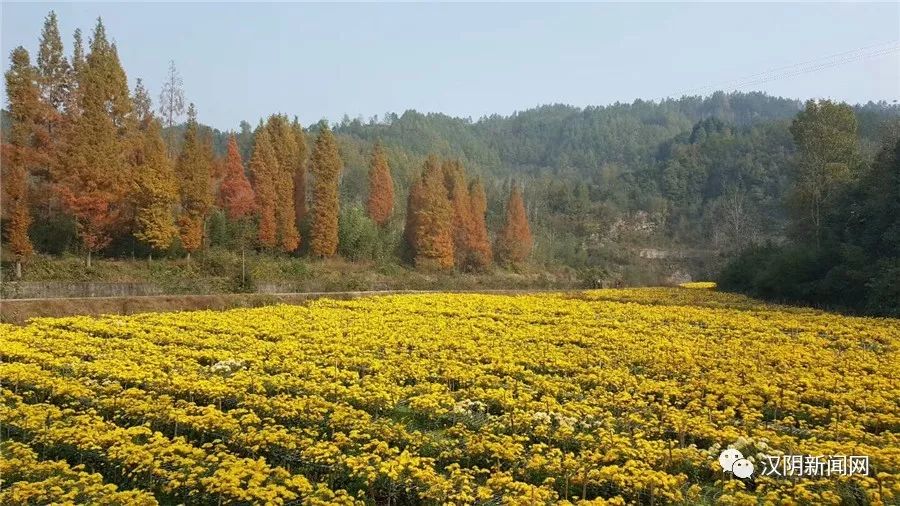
[1,287,898,504]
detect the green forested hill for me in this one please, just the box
[147,92,897,271]
[337,92,806,175]
[328,93,897,265]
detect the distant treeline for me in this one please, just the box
[2,12,532,280]
[3,10,899,311]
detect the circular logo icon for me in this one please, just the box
[718,448,744,472]
[732,458,755,478]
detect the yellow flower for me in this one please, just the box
[1,289,897,504]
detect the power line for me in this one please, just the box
[737,41,898,80]
[730,46,899,89]
[672,41,900,98]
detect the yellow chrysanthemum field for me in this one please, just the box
[1,288,898,505]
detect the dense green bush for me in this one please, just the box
[867,259,900,316]
[338,207,380,261]
[719,244,899,316]
[27,215,77,255]
[207,210,233,248]
[337,207,401,263]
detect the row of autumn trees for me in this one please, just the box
[404,156,531,271]
[2,12,533,277]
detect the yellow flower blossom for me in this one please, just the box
[0,289,897,504]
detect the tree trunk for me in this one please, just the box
[15,260,22,279]
[86,250,92,269]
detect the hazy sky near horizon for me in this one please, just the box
[2,2,898,131]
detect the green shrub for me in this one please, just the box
[197,248,240,276]
[338,207,381,261]
[719,243,900,316]
[28,214,77,255]
[229,267,255,293]
[208,209,233,248]
[866,259,900,316]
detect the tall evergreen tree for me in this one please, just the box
[442,159,475,268]
[405,156,454,270]
[175,103,212,257]
[291,117,308,228]
[34,11,71,215]
[265,114,300,252]
[235,120,254,162]
[37,11,71,119]
[2,47,40,277]
[58,19,131,267]
[404,178,423,261]
[120,78,156,239]
[496,184,532,265]
[130,78,152,130]
[249,127,278,249]
[64,28,85,119]
[366,141,394,227]
[71,28,85,74]
[309,123,342,257]
[220,135,256,221]
[133,118,178,254]
[468,178,493,270]
[85,21,131,130]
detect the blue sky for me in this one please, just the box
[2,2,898,131]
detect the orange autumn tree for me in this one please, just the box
[309,123,342,257]
[220,135,256,221]
[265,114,300,252]
[175,103,213,257]
[219,134,256,286]
[405,156,454,270]
[2,47,39,278]
[366,141,394,227]
[249,127,278,249]
[0,143,34,279]
[467,177,493,270]
[442,159,475,268]
[58,19,131,267]
[496,184,533,265]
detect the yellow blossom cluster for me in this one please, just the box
[678,281,717,290]
[1,288,898,504]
